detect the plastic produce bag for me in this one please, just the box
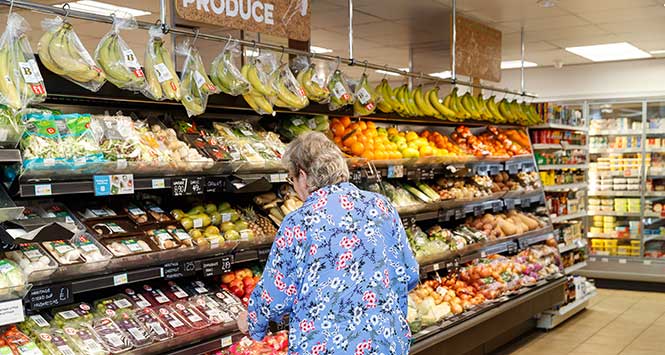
[177,40,219,117]
[21,113,68,171]
[94,15,147,92]
[273,63,308,111]
[292,56,329,104]
[209,39,250,96]
[353,72,377,116]
[39,16,105,92]
[0,13,47,110]
[326,66,353,111]
[144,25,180,101]
[240,51,277,115]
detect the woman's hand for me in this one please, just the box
[237,310,249,334]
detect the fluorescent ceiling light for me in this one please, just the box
[429,71,451,79]
[375,67,409,76]
[54,1,151,18]
[650,49,665,54]
[565,42,651,62]
[310,46,333,54]
[501,60,538,69]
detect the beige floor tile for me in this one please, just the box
[616,311,662,324]
[583,333,637,347]
[568,342,625,355]
[620,348,665,355]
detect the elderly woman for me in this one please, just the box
[238,131,419,354]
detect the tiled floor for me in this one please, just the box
[495,288,665,355]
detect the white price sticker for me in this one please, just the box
[22,249,43,260]
[152,178,166,189]
[148,322,166,335]
[122,49,140,68]
[82,339,102,352]
[312,75,325,87]
[35,184,52,196]
[114,299,132,309]
[187,313,203,323]
[221,336,233,347]
[127,327,146,341]
[58,311,79,320]
[113,273,128,286]
[194,71,207,89]
[644,260,653,265]
[332,82,347,99]
[18,61,41,83]
[0,299,24,326]
[221,213,231,223]
[169,318,184,328]
[57,345,76,355]
[116,159,127,169]
[619,259,627,264]
[80,243,99,253]
[153,63,173,82]
[356,87,371,104]
[30,315,49,328]
[193,218,203,228]
[105,333,124,347]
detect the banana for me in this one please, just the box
[0,44,21,110]
[429,87,457,119]
[245,62,274,96]
[181,70,205,116]
[486,96,507,123]
[379,80,404,113]
[413,85,439,117]
[298,65,329,103]
[375,81,393,113]
[498,99,515,122]
[460,93,480,119]
[143,38,163,99]
[49,25,95,80]
[252,92,274,114]
[510,100,528,122]
[97,34,134,87]
[450,88,470,119]
[153,38,180,100]
[38,28,66,76]
[211,51,249,96]
[327,69,353,110]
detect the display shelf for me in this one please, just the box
[646,129,665,135]
[419,227,554,274]
[533,143,587,151]
[648,147,665,153]
[587,232,640,240]
[589,147,643,154]
[538,164,588,170]
[410,277,566,354]
[0,149,20,163]
[579,257,665,283]
[551,211,587,223]
[559,239,587,254]
[589,130,642,136]
[530,123,588,132]
[564,261,588,274]
[588,190,642,197]
[536,290,597,330]
[127,324,242,355]
[543,183,587,192]
[587,211,641,217]
[645,212,664,218]
[646,191,665,197]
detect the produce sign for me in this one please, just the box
[175,0,311,41]
[453,15,502,82]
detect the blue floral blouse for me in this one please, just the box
[248,182,419,355]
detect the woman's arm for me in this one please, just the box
[396,218,420,291]
[247,214,302,340]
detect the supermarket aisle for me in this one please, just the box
[496,288,665,355]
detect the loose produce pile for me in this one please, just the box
[15,279,245,355]
[407,244,562,332]
[407,225,489,262]
[451,126,531,157]
[492,171,541,192]
[220,266,262,306]
[253,185,304,226]
[466,211,546,239]
[214,331,288,355]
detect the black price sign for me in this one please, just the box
[438,209,450,222]
[521,198,531,208]
[473,205,483,216]
[454,208,465,220]
[406,168,418,180]
[28,283,73,311]
[204,176,225,193]
[506,162,520,174]
[172,177,205,197]
[492,201,504,212]
[258,248,271,262]
[163,261,196,280]
[489,164,501,176]
[201,255,233,277]
[505,199,516,210]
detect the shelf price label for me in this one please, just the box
[473,205,483,216]
[387,165,404,178]
[172,177,204,196]
[204,176,225,193]
[521,198,531,208]
[475,165,489,176]
[93,174,134,196]
[34,184,52,196]
[201,255,233,277]
[506,162,520,174]
[0,299,24,326]
[492,201,504,212]
[163,261,196,280]
[28,283,73,310]
[454,208,465,220]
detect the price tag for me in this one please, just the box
[505,199,516,210]
[473,205,483,216]
[221,336,233,348]
[0,299,24,326]
[521,198,531,208]
[28,283,72,310]
[153,63,173,82]
[172,177,204,196]
[475,165,488,176]
[34,184,52,196]
[122,49,140,67]
[492,201,504,212]
[454,208,465,220]
[489,164,501,175]
[387,165,404,178]
[163,261,196,280]
[438,209,450,222]
[507,162,520,174]
[601,258,609,263]
[201,255,233,277]
[152,179,166,189]
[93,174,134,196]
[590,257,596,262]
[258,248,271,261]
[113,273,128,286]
[618,259,627,264]
[644,260,652,265]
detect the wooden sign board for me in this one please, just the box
[175,0,311,41]
[452,15,502,83]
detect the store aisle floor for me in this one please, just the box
[495,288,665,355]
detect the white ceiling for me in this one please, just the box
[2,0,665,84]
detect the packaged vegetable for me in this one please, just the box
[165,226,194,247]
[21,114,68,171]
[39,203,78,226]
[153,306,192,336]
[0,13,47,111]
[190,295,230,324]
[58,114,104,167]
[292,56,330,104]
[123,204,152,225]
[94,295,135,318]
[90,115,142,163]
[42,240,83,265]
[60,324,107,355]
[143,25,180,101]
[5,243,56,280]
[164,281,190,302]
[88,317,132,354]
[71,234,110,263]
[273,63,308,111]
[0,259,27,296]
[36,330,79,355]
[143,202,173,223]
[177,40,219,117]
[51,303,94,327]
[19,314,51,338]
[145,229,180,250]
[38,16,105,92]
[87,219,140,238]
[103,237,153,257]
[210,39,250,96]
[132,309,173,342]
[3,327,43,355]
[94,15,147,93]
[122,288,151,309]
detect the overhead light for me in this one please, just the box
[501,60,538,69]
[566,42,651,62]
[537,0,557,8]
[54,1,151,18]
[375,67,409,76]
[429,71,451,79]
[650,49,665,54]
[310,46,333,54]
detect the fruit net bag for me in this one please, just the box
[241,51,277,115]
[177,40,219,117]
[0,13,47,111]
[326,64,354,111]
[39,16,105,92]
[272,62,308,111]
[291,55,330,104]
[210,39,250,96]
[353,72,377,116]
[94,15,147,93]
[144,25,180,101]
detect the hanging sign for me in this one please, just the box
[175,0,311,41]
[453,15,502,82]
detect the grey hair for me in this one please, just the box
[282,131,350,192]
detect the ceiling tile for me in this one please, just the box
[578,5,665,24]
[548,34,623,48]
[557,0,660,12]
[497,15,590,33]
[462,0,568,23]
[311,7,383,30]
[525,25,608,42]
[352,0,449,21]
[598,19,665,34]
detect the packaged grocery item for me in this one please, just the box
[144,25,180,101]
[70,235,111,264]
[80,207,118,220]
[3,326,44,355]
[103,236,154,257]
[132,309,173,342]
[90,114,142,163]
[88,317,132,353]
[0,259,27,299]
[240,52,276,115]
[18,205,45,219]
[51,303,94,327]
[209,39,250,96]
[183,280,211,296]
[123,203,153,225]
[164,226,194,248]
[190,295,230,324]
[177,40,219,117]
[142,201,173,223]
[19,314,51,338]
[145,229,180,250]
[21,115,68,171]
[292,56,330,104]
[60,324,107,355]
[170,301,211,329]
[147,122,213,170]
[272,62,308,111]
[5,243,57,280]
[211,290,245,319]
[140,285,171,307]
[41,240,83,265]
[36,330,79,355]
[163,281,190,302]
[327,68,353,111]
[94,295,134,317]
[122,288,151,309]
[153,306,192,336]
[112,313,152,348]
[39,203,78,226]
[87,219,141,238]
[58,114,104,167]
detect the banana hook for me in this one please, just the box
[381,64,389,80]
[192,28,200,46]
[334,56,341,72]
[7,0,13,17]
[362,60,368,75]
[279,45,286,63]
[62,3,71,22]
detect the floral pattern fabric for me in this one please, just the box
[248,182,419,355]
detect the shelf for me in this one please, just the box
[418,226,554,274]
[538,164,588,170]
[646,129,665,135]
[646,191,665,197]
[589,130,642,136]
[588,190,641,197]
[536,290,596,330]
[551,211,587,223]
[533,143,587,151]
[530,123,588,132]
[579,257,665,283]
[590,147,643,154]
[553,290,597,317]
[587,211,642,217]
[558,239,587,254]
[645,212,664,218]
[587,232,640,240]
[0,149,20,163]
[564,261,588,274]
[543,183,587,192]
[648,147,665,153]
[128,324,242,355]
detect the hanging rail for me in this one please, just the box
[0,0,537,98]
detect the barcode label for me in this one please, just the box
[30,315,49,327]
[194,71,206,89]
[333,82,347,99]
[127,327,146,341]
[83,339,102,352]
[148,322,166,335]
[169,318,184,328]
[58,311,78,320]
[114,299,132,309]
[356,87,371,104]
[187,313,202,323]
[122,49,140,68]
[105,333,124,347]
[57,345,76,355]
[153,63,173,82]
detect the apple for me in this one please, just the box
[221,273,235,284]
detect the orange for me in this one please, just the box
[375,143,385,152]
[365,143,374,153]
[358,134,368,144]
[340,116,351,127]
[333,136,342,146]
[351,142,365,156]
[331,122,345,137]
[348,123,359,132]
[367,121,376,130]
[387,127,398,136]
[361,150,375,160]
[358,121,367,131]
[421,130,431,139]
[375,151,387,160]
[343,135,357,147]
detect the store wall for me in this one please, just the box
[498,58,665,102]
